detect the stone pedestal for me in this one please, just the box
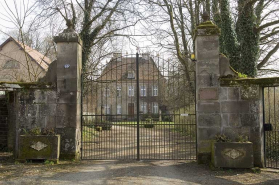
[54,31,82,159]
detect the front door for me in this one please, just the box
[128,103,134,118]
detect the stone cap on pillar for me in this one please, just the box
[54,19,82,45]
[194,12,220,39]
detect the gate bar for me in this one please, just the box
[136,52,140,160]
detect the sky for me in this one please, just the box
[0,0,278,77]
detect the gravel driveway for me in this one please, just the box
[82,125,196,160]
[1,160,279,185]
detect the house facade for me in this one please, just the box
[0,37,52,82]
[90,54,166,121]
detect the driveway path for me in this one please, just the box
[1,160,279,185]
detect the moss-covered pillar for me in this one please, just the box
[194,16,221,164]
[54,26,82,160]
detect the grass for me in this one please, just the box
[82,126,99,142]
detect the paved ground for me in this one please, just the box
[0,160,279,185]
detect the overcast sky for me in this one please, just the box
[0,0,278,77]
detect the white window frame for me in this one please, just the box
[104,105,111,114]
[127,71,135,79]
[128,85,134,97]
[104,87,110,97]
[153,102,158,114]
[152,85,158,96]
[117,86,121,97]
[117,105,121,114]
[141,102,147,114]
[140,85,147,96]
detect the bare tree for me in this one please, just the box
[37,0,144,71]
[0,0,54,82]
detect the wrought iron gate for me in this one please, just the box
[81,53,196,160]
[263,86,279,168]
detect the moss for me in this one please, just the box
[18,135,60,160]
[220,77,279,87]
[60,153,80,160]
[194,21,221,39]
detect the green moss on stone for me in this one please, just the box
[194,21,221,39]
[220,77,279,87]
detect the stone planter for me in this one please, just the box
[18,135,60,163]
[212,142,254,168]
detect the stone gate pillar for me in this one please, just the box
[195,16,221,163]
[54,27,82,159]
[195,15,264,167]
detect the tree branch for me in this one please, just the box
[260,30,279,41]
[257,42,279,69]
[257,20,279,32]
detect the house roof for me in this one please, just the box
[0,37,52,71]
[96,56,164,82]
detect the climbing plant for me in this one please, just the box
[213,0,279,77]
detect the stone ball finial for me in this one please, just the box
[62,19,75,33]
[66,19,73,29]
[201,11,210,22]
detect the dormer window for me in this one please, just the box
[127,71,135,79]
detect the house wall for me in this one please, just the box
[0,41,46,82]
[95,81,162,121]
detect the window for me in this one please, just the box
[127,71,135,79]
[140,85,147,96]
[152,85,158,96]
[104,105,111,114]
[3,60,20,69]
[140,102,147,114]
[128,85,134,96]
[117,86,121,97]
[104,87,110,97]
[152,102,158,114]
[117,105,121,114]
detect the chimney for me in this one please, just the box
[113,52,122,62]
[142,53,150,60]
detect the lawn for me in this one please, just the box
[82,126,99,142]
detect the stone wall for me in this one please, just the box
[195,21,264,167]
[8,29,82,160]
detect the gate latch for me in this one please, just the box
[264,123,273,131]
